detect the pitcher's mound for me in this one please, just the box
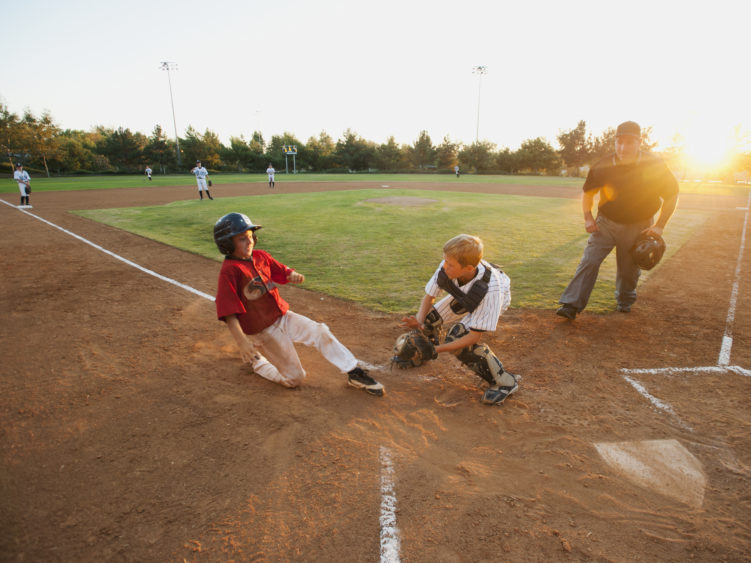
[364,196,438,206]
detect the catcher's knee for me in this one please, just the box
[447,326,510,387]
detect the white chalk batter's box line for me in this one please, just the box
[620,189,751,430]
[622,365,751,377]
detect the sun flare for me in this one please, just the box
[682,136,732,170]
[675,119,736,172]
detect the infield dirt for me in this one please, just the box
[1,181,750,561]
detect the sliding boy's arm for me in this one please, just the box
[225,314,258,364]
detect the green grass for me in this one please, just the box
[74,189,711,314]
[2,172,585,193]
[4,171,746,195]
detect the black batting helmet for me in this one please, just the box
[630,232,666,270]
[213,212,262,255]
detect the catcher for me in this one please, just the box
[393,234,520,406]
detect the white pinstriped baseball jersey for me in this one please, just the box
[425,259,511,331]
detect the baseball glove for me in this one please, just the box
[25,184,31,194]
[208,180,213,187]
[391,330,437,369]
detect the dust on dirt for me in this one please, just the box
[1,180,750,561]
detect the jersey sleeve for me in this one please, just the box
[582,160,604,192]
[424,262,445,297]
[646,156,679,199]
[253,250,293,284]
[215,266,246,321]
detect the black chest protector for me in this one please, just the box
[436,264,496,315]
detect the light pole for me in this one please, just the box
[472,65,487,144]
[160,61,182,166]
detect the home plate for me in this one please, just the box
[594,439,706,508]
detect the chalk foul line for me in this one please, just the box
[379,446,401,563]
[2,199,215,302]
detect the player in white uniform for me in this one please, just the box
[266,164,275,188]
[145,166,152,181]
[13,163,31,208]
[400,234,520,405]
[191,160,214,200]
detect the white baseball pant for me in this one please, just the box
[249,310,358,387]
[196,178,208,191]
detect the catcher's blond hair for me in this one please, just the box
[443,234,483,267]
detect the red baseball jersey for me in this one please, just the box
[215,250,294,334]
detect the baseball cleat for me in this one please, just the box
[556,304,577,320]
[347,367,384,397]
[616,304,631,313]
[481,378,519,406]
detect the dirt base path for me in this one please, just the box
[1,181,750,561]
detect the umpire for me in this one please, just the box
[556,121,679,319]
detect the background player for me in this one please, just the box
[191,160,214,200]
[266,163,275,188]
[213,212,384,396]
[397,234,520,405]
[13,163,31,208]
[145,166,152,181]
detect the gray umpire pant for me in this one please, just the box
[559,215,652,311]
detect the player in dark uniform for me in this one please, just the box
[556,121,679,319]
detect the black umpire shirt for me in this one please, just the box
[583,152,679,224]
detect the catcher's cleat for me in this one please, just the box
[347,368,384,397]
[556,304,577,320]
[616,304,631,313]
[481,376,519,406]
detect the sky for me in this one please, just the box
[1,0,749,158]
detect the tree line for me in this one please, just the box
[2,104,748,179]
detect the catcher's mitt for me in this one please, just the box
[391,330,437,369]
[208,180,213,187]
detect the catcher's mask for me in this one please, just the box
[630,232,666,270]
[214,212,262,255]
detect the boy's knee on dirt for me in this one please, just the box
[252,355,305,388]
[445,323,512,387]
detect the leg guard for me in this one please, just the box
[422,308,444,345]
[446,324,515,388]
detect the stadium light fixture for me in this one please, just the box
[160,61,182,166]
[472,65,487,144]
